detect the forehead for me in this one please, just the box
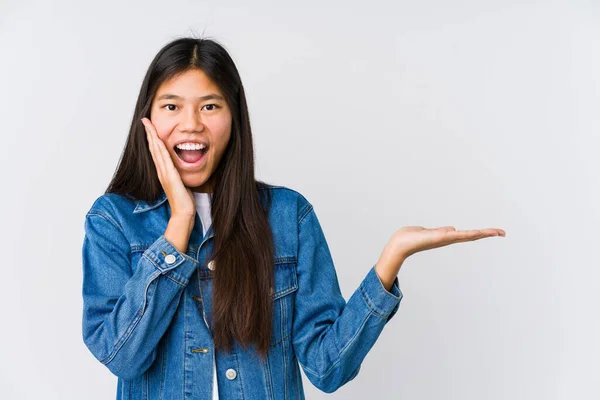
[156,68,221,96]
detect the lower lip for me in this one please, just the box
[175,150,208,169]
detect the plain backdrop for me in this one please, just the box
[1,0,598,399]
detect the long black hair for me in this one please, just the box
[106,36,275,360]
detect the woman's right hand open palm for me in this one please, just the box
[141,117,196,218]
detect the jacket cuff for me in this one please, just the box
[359,265,403,320]
[142,235,199,286]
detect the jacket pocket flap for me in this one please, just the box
[272,257,298,300]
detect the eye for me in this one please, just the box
[202,104,220,111]
[162,104,178,111]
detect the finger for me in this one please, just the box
[143,119,166,168]
[479,228,504,237]
[466,228,505,237]
[144,119,173,170]
[450,230,502,244]
[155,133,174,169]
[437,227,505,240]
[142,119,166,182]
[445,229,482,240]
[142,119,183,193]
[142,119,157,164]
[142,118,153,149]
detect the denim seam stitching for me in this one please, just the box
[281,297,288,399]
[98,310,143,365]
[296,358,318,379]
[263,348,275,399]
[270,332,291,348]
[319,311,371,380]
[272,286,298,300]
[233,351,246,400]
[297,204,313,226]
[338,312,371,358]
[163,271,188,286]
[159,337,167,400]
[99,270,159,365]
[359,284,388,319]
[373,270,402,302]
[87,211,126,238]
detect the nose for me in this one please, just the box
[177,106,204,132]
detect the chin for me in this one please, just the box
[182,174,211,190]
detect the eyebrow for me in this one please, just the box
[155,93,225,102]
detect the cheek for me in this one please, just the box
[157,131,170,142]
[213,120,232,147]
[151,120,173,142]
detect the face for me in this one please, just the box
[149,68,232,193]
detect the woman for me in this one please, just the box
[81,37,505,399]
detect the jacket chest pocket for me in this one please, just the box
[270,257,298,347]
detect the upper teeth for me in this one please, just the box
[176,142,207,150]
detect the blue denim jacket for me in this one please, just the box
[81,184,403,399]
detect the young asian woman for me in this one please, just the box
[81,37,505,400]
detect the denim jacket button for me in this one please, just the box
[225,368,237,380]
[208,260,215,270]
[164,254,176,264]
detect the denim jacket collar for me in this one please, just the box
[133,189,215,242]
[133,191,168,214]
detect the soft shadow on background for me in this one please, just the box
[0,0,598,399]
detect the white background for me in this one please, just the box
[1,0,598,399]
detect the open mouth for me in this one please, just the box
[174,145,209,165]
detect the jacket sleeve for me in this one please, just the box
[81,210,199,380]
[291,204,403,393]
